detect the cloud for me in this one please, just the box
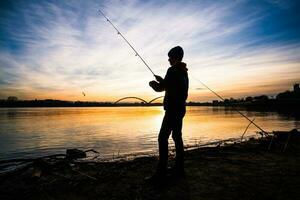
[0,0,299,101]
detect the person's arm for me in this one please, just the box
[149,71,169,92]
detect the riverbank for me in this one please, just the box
[1,130,300,200]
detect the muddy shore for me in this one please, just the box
[1,130,300,200]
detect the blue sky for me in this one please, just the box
[0,0,299,101]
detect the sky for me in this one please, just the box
[0,0,299,102]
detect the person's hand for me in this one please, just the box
[154,75,163,83]
[149,80,156,88]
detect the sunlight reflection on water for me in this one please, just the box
[0,106,299,160]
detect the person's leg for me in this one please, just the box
[145,112,172,182]
[157,112,172,174]
[171,110,185,173]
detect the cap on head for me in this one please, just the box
[168,46,184,61]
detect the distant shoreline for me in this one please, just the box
[1,99,299,107]
[2,84,299,108]
[0,103,299,109]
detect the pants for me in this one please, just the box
[157,108,186,172]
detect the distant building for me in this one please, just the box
[276,83,300,100]
[294,83,300,92]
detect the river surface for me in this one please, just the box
[0,106,299,160]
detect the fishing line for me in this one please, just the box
[98,9,268,136]
[192,75,268,136]
[98,9,156,77]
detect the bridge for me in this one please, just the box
[114,96,164,104]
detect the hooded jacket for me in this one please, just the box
[151,62,189,112]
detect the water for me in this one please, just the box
[0,106,299,160]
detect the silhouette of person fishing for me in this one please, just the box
[147,46,189,182]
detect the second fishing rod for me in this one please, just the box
[98,9,269,136]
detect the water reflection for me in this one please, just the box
[0,106,299,160]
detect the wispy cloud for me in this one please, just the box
[0,0,299,101]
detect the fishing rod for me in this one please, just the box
[98,9,156,77]
[98,9,268,136]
